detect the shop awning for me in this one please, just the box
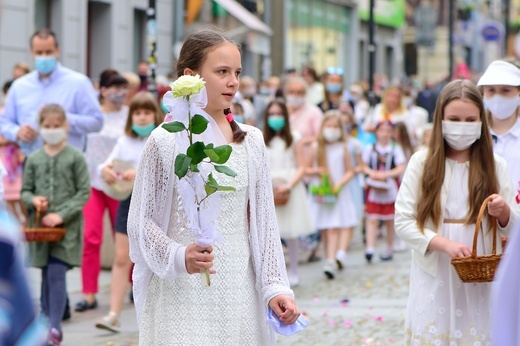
[212,0,272,36]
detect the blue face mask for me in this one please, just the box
[34,56,57,75]
[267,116,286,131]
[326,83,343,94]
[132,123,155,137]
[160,103,169,114]
[234,114,245,124]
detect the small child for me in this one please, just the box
[362,120,406,262]
[95,91,163,333]
[263,99,314,287]
[306,112,358,279]
[21,104,90,346]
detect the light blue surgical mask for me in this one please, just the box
[267,116,286,131]
[326,83,343,94]
[234,114,245,124]
[34,56,57,75]
[132,122,155,137]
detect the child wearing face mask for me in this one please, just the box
[362,120,407,262]
[263,99,314,287]
[76,70,129,314]
[318,67,345,112]
[21,104,90,345]
[395,80,519,344]
[95,92,163,332]
[477,59,520,206]
[306,112,358,279]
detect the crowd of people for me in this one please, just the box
[0,27,520,345]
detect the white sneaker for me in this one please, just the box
[394,237,408,252]
[323,260,337,280]
[288,274,299,287]
[95,311,121,333]
[336,250,348,270]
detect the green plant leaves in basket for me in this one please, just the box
[310,173,337,196]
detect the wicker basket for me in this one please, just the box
[272,179,290,206]
[24,208,66,242]
[451,198,501,283]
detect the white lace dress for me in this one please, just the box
[405,163,492,345]
[128,125,293,346]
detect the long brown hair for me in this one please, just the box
[263,99,293,147]
[395,121,413,161]
[316,110,347,169]
[416,79,498,232]
[176,29,246,143]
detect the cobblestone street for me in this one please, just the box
[27,232,411,345]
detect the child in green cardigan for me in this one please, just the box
[21,104,90,346]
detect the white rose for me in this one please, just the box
[171,74,206,98]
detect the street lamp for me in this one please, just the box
[368,0,376,107]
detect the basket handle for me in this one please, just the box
[34,207,42,228]
[471,197,497,258]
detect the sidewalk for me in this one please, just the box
[26,231,410,345]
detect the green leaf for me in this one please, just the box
[203,144,232,164]
[207,173,219,188]
[214,165,237,177]
[162,121,186,133]
[190,114,209,134]
[205,182,217,196]
[174,154,191,179]
[190,164,200,173]
[217,185,236,192]
[186,141,207,165]
[205,143,214,149]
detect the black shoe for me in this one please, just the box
[380,253,393,261]
[74,299,98,312]
[62,306,71,321]
[365,252,373,263]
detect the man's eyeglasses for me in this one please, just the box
[327,67,344,76]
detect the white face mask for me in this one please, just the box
[441,121,481,151]
[286,95,305,109]
[484,95,520,120]
[40,128,67,145]
[323,128,342,142]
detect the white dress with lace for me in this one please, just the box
[405,163,492,345]
[128,125,293,345]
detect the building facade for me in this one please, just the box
[0,0,177,85]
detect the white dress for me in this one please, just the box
[128,125,293,346]
[309,142,358,230]
[405,163,492,345]
[267,135,314,239]
[139,142,269,345]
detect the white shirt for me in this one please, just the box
[85,106,128,190]
[491,117,520,202]
[97,135,148,178]
[0,160,6,199]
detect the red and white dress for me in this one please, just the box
[362,142,406,220]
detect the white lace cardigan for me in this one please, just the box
[127,124,294,330]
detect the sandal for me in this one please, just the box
[74,298,98,312]
[95,311,121,333]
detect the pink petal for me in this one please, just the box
[328,321,336,326]
[343,321,353,327]
[375,316,384,321]
[313,297,320,302]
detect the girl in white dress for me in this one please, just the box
[263,99,314,287]
[127,30,301,345]
[306,112,358,279]
[395,79,519,344]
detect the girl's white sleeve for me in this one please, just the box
[127,132,187,280]
[394,150,438,255]
[495,155,520,235]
